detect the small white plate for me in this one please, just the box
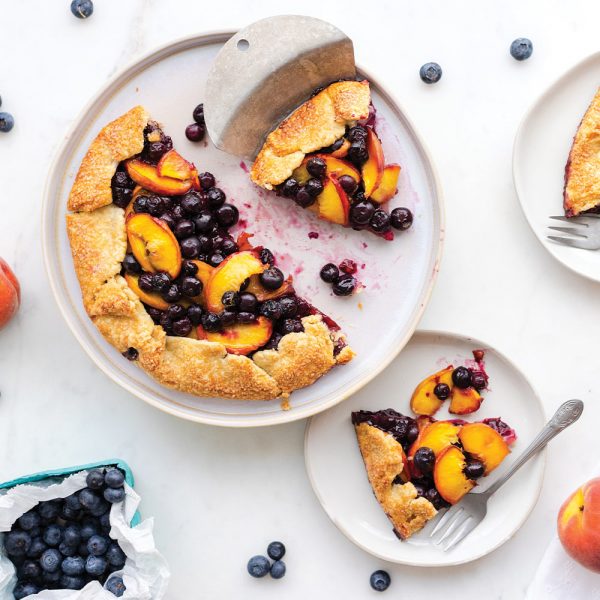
[304,330,545,566]
[42,33,443,427]
[513,51,600,282]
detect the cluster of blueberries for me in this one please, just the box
[3,468,128,599]
[246,541,287,580]
[278,127,414,237]
[319,258,360,297]
[185,103,207,143]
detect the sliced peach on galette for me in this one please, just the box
[410,365,454,416]
[458,423,510,475]
[371,165,401,204]
[198,316,273,356]
[124,273,169,310]
[156,149,198,182]
[317,175,350,226]
[362,128,385,197]
[409,420,461,459]
[434,446,476,505]
[126,158,194,196]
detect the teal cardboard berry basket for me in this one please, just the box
[0,459,141,527]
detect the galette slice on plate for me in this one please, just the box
[564,86,600,217]
[250,80,411,239]
[66,106,353,402]
[351,409,516,540]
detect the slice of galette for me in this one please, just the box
[564,87,600,217]
[352,409,516,540]
[66,106,353,402]
[250,80,410,239]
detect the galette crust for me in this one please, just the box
[250,80,371,190]
[564,87,600,217]
[66,106,353,401]
[354,423,437,540]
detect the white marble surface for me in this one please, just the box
[1,0,599,598]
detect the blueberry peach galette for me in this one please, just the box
[66,107,353,401]
[352,355,517,540]
[250,80,413,238]
[564,87,600,217]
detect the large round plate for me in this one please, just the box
[42,33,443,427]
[513,51,600,282]
[305,330,545,566]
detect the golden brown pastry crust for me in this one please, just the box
[250,80,371,189]
[66,106,353,401]
[354,423,437,540]
[564,87,600,217]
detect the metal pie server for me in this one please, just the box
[204,15,357,161]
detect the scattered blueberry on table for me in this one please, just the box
[247,555,271,578]
[267,540,286,560]
[370,569,391,592]
[419,62,442,84]
[70,0,94,19]
[510,37,533,61]
[3,467,128,598]
[0,112,14,133]
[185,103,206,142]
[270,560,286,579]
[247,541,287,580]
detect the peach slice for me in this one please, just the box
[449,386,482,415]
[291,162,311,185]
[245,274,294,301]
[371,164,401,204]
[317,175,350,225]
[458,423,510,475]
[416,415,434,433]
[205,251,266,313]
[126,159,193,196]
[316,154,361,183]
[410,365,454,417]
[126,213,182,279]
[408,420,461,477]
[191,260,214,288]
[362,129,385,197]
[331,139,351,158]
[202,316,273,355]
[157,149,197,181]
[124,186,148,219]
[434,446,476,505]
[125,273,169,310]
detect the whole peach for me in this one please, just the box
[558,478,600,573]
[0,258,20,329]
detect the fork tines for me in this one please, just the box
[546,215,598,250]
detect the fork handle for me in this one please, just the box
[484,399,584,497]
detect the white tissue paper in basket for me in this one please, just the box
[0,470,169,599]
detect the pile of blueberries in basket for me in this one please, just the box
[3,468,128,598]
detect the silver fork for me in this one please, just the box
[547,214,600,250]
[429,399,584,552]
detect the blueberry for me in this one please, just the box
[201,312,222,333]
[433,383,450,400]
[209,253,224,267]
[181,191,205,215]
[79,488,101,511]
[100,511,111,531]
[185,122,205,142]
[106,575,126,597]
[510,37,533,61]
[270,560,286,579]
[180,237,201,259]
[174,219,195,239]
[207,187,226,209]
[80,522,98,541]
[19,558,41,580]
[26,537,47,559]
[464,460,485,480]
[260,267,284,290]
[87,534,109,557]
[267,541,286,560]
[471,371,487,390]
[61,575,86,590]
[419,62,443,84]
[122,252,142,274]
[390,207,413,231]
[37,500,61,521]
[13,583,40,600]
[187,304,203,325]
[321,137,345,153]
[85,554,107,576]
[138,273,155,293]
[43,524,63,547]
[452,366,472,389]
[104,486,125,504]
[106,542,126,568]
[247,555,270,578]
[167,304,186,321]
[279,318,303,335]
[18,510,41,531]
[414,447,435,475]
[279,296,297,317]
[181,276,202,298]
[40,548,62,572]
[237,311,256,324]
[62,555,85,576]
[347,125,368,142]
[260,248,275,265]
[294,187,315,208]
[162,283,183,303]
[171,204,185,220]
[305,178,324,198]
[194,212,214,234]
[215,204,239,227]
[146,195,164,216]
[42,569,61,585]
[370,209,391,234]
[260,300,282,320]
[199,172,215,190]
[338,174,358,195]
[306,157,326,177]
[151,272,171,292]
[332,274,356,296]
[59,541,77,556]
[319,263,339,283]
[193,103,205,123]
[281,178,299,198]
[63,525,81,547]
[221,291,239,308]
[145,141,169,162]
[133,196,149,213]
[347,142,368,164]
[70,0,94,19]
[238,292,257,313]
[264,332,282,350]
[425,487,446,509]
[78,541,90,558]
[370,569,391,592]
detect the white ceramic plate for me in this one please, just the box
[305,330,545,566]
[514,51,600,282]
[42,33,443,427]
